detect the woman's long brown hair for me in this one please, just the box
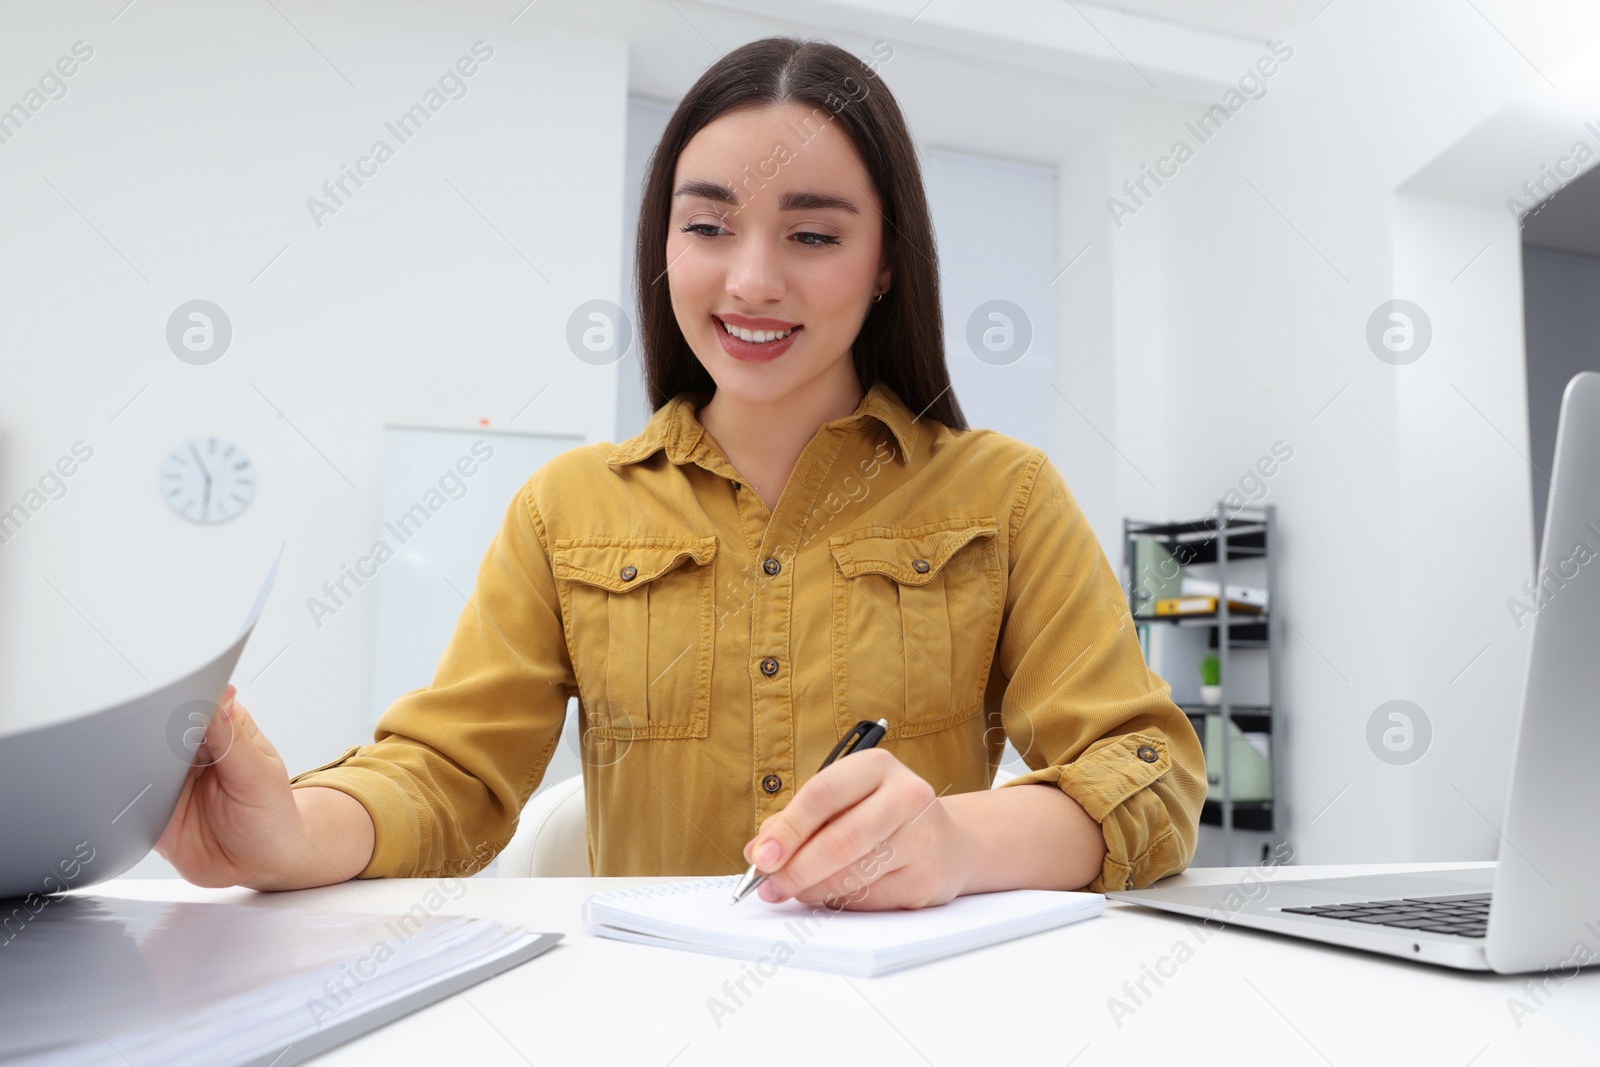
[634,36,968,432]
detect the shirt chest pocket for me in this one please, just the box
[552,536,718,740]
[827,520,1003,741]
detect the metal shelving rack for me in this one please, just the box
[1122,503,1283,867]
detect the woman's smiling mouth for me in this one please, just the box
[713,314,803,362]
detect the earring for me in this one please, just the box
[873,290,885,303]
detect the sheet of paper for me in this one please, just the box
[239,541,285,639]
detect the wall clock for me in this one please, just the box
[161,436,254,523]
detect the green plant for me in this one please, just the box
[1199,653,1221,686]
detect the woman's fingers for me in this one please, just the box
[156,688,236,860]
[744,747,900,874]
[761,772,929,901]
[196,689,240,769]
[738,745,968,912]
[157,687,297,886]
[780,808,960,912]
[813,857,941,911]
[751,750,941,903]
[204,692,288,802]
[771,833,904,907]
[240,699,286,765]
[154,757,202,861]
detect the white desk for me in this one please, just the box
[89,862,1595,1066]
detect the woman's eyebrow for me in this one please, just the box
[672,179,860,215]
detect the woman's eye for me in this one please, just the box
[677,224,839,247]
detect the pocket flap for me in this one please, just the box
[553,537,718,593]
[828,521,998,586]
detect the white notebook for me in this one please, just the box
[582,875,1104,977]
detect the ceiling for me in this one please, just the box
[443,0,1344,175]
[504,0,1325,107]
[1076,0,1333,43]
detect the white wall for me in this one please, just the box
[614,95,674,441]
[0,2,628,792]
[1088,0,1600,862]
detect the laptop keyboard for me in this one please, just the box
[1280,892,1490,938]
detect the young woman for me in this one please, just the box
[157,37,1204,911]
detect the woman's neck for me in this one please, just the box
[697,367,866,512]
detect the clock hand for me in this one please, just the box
[188,442,213,485]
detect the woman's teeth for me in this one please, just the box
[720,319,795,343]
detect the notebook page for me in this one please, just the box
[584,875,1104,976]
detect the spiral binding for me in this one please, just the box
[601,874,739,902]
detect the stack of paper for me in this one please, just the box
[1180,576,1269,610]
[0,895,559,1067]
[584,874,1104,976]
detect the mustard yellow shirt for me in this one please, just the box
[290,381,1206,892]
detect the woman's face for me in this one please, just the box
[666,102,891,406]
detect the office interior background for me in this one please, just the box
[2,0,1598,878]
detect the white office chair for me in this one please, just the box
[497,774,589,877]
[496,765,1030,878]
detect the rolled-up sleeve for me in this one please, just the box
[993,453,1206,892]
[289,472,574,878]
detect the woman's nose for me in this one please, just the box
[724,234,786,304]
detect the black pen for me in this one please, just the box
[730,717,890,905]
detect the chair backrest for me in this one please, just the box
[496,774,589,877]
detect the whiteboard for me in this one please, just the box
[368,424,586,802]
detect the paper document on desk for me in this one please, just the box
[0,895,559,1067]
[582,875,1104,976]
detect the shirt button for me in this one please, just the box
[759,657,779,677]
[1136,744,1159,763]
[1125,875,1135,889]
[912,558,930,574]
[762,557,781,576]
[619,565,638,581]
[762,773,782,794]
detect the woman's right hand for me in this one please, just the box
[155,685,374,891]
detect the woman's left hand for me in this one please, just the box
[740,747,971,910]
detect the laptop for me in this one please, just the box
[1107,371,1600,974]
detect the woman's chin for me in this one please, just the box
[702,362,803,403]
[695,345,852,409]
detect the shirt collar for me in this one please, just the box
[605,380,922,470]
